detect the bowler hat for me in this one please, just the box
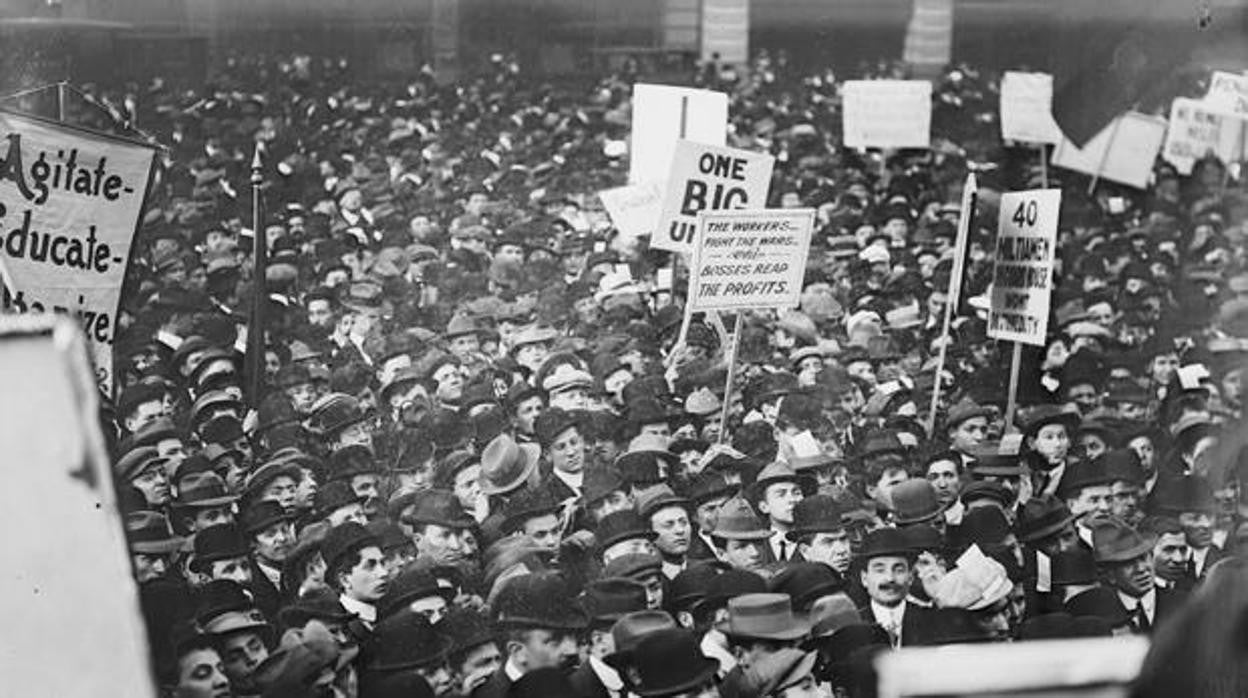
[493,571,588,630]
[582,467,627,507]
[123,417,183,452]
[788,494,848,540]
[407,489,476,530]
[769,562,844,612]
[1051,547,1098,585]
[596,510,658,552]
[479,433,541,496]
[1017,403,1080,438]
[125,511,186,555]
[192,524,252,572]
[959,480,1013,509]
[1149,474,1216,515]
[366,613,453,671]
[666,562,728,612]
[605,610,678,667]
[856,528,914,561]
[320,522,378,570]
[312,481,362,520]
[277,589,353,631]
[710,496,771,540]
[1091,518,1152,564]
[241,500,293,534]
[716,593,811,641]
[380,567,456,618]
[684,471,735,506]
[1056,459,1114,498]
[534,407,580,447]
[441,607,498,656]
[602,553,664,583]
[1015,495,1076,543]
[806,593,861,639]
[582,577,650,625]
[242,459,301,501]
[328,444,378,481]
[502,485,563,534]
[510,668,579,698]
[690,569,769,616]
[627,397,680,428]
[889,479,947,525]
[613,627,719,697]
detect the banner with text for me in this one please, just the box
[690,208,814,312]
[1052,112,1165,189]
[1163,97,1244,175]
[598,182,664,239]
[842,80,932,149]
[1203,71,1248,120]
[0,111,157,394]
[999,71,1063,144]
[653,140,775,255]
[701,0,750,64]
[629,84,728,186]
[988,189,1061,346]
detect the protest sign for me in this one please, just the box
[689,208,814,312]
[598,182,664,239]
[841,80,932,149]
[987,189,1061,347]
[629,84,728,185]
[1052,112,1165,189]
[999,71,1062,144]
[1203,70,1248,120]
[1163,97,1244,175]
[700,0,749,64]
[652,139,775,255]
[0,111,158,395]
[902,0,953,72]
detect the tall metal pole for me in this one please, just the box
[246,143,267,407]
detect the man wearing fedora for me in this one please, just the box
[708,497,773,573]
[855,528,942,647]
[789,495,854,575]
[570,577,651,698]
[172,471,238,534]
[715,593,811,698]
[241,500,297,617]
[609,626,720,698]
[1092,518,1186,633]
[749,462,812,564]
[406,489,479,571]
[475,572,587,698]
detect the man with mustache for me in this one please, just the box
[856,528,943,647]
[1092,518,1186,634]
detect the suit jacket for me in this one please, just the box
[470,666,513,698]
[567,662,612,698]
[687,529,718,562]
[858,602,946,647]
[1152,586,1189,632]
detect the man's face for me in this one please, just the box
[801,530,853,573]
[175,647,230,698]
[294,469,318,510]
[128,399,166,433]
[1109,481,1140,521]
[209,557,253,585]
[522,514,563,552]
[253,521,295,564]
[350,308,380,338]
[549,427,585,475]
[758,482,804,526]
[1068,485,1112,522]
[588,491,633,523]
[515,343,550,372]
[433,364,464,404]
[549,387,589,412]
[639,572,665,609]
[949,417,988,454]
[334,421,374,453]
[155,437,187,466]
[1150,353,1179,385]
[262,475,299,510]
[496,244,525,265]
[457,642,503,695]
[694,496,729,532]
[409,594,449,625]
[925,459,960,504]
[1067,384,1101,415]
[1029,424,1070,464]
[861,556,912,607]
[651,506,691,557]
[341,546,391,602]
[133,552,170,583]
[1153,531,1190,582]
[1108,553,1155,598]
[350,474,380,501]
[285,382,318,414]
[448,334,480,360]
[219,631,268,694]
[868,467,909,507]
[465,193,489,216]
[516,629,579,671]
[191,506,234,532]
[131,465,171,507]
[415,523,467,565]
[453,465,483,514]
[1179,511,1214,549]
[639,422,671,440]
[603,537,657,564]
[327,502,368,527]
[513,396,544,435]
[1128,436,1156,475]
[721,538,764,570]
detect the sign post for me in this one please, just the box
[926,173,977,432]
[690,208,815,443]
[988,189,1062,425]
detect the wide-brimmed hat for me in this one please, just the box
[581,577,650,625]
[277,589,354,629]
[125,511,186,555]
[612,627,719,697]
[1017,403,1081,438]
[320,522,378,570]
[769,562,844,612]
[191,524,252,572]
[479,433,542,496]
[493,571,589,630]
[806,593,861,639]
[242,459,302,502]
[255,620,359,690]
[380,567,457,618]
[684,470,736,506]
[1149,473,1216,515]
[747,461,815,503]
[745,648,821,698]
[1091,518,1153,564]
[889,479,948,525]
[943,398,994,431]
[602,553,664,583]
[407,489,476,530]
[595,510,658,552]
[709,496,771,540]
[716,593,811,641]
[366,613,453,671]
[174,471,239,509]
[1056,459,1115,498]
[1015,495,1076,543]
[603,610,678,669]
[241,500,294,534]
[787,494,849,541]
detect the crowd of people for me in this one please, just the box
[98,47,1248,698]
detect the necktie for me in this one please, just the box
[1133,600,1151,632]
[885,613,902,648]
[778,540,788,561]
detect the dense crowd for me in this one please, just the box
[102,49,1248,698]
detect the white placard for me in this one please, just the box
[1000,71,1062,145]
[689,208,814,312]
[701,0,749,64]
[598,182,664,239]
[1203,70,1248,120]
[629,84,728,185]
[652,140,775,255]
[841,80,932,149]
[987,189,1061,346]
[1163,97,1245,175]
[1052,112,1166,189]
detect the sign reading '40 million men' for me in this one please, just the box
[0,110,158,395]
[988,189,1061,347]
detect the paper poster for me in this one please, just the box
[652,140,775,255]
[842,80,932,149]
[987,189,1062,346]
[690,208,814,312]
[1000,71,1063,145]
[1163,97,1245,175]
[629,84,728,185]
[1052,112,1166,189]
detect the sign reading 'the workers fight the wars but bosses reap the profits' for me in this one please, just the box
[690,208,814,312]
[988,189,1061,346]
[0,111,158,395]
[652,139,775,256]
